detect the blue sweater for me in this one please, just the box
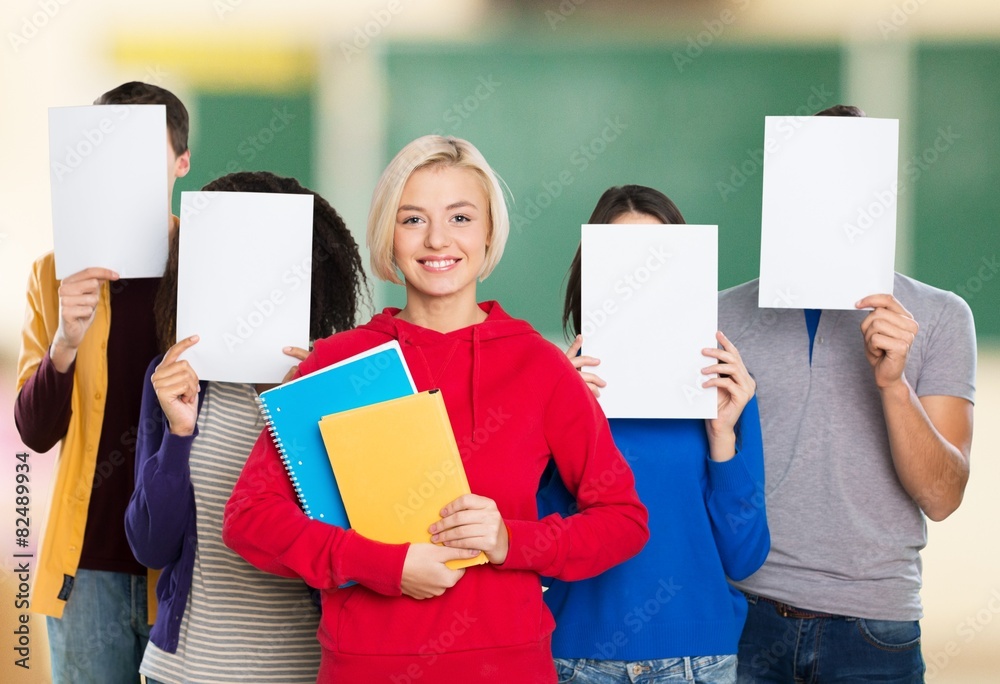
[538,397,769,660]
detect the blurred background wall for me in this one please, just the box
[1,1,998,681]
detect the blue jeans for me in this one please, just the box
[555,655,736,683]
[736,593,924,683]
[46,569,151,684]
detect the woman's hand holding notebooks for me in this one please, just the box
[319,389,488,571]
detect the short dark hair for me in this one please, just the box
[562,185,686,339]
[814,104,866,118]
[155,171,371,353]
[94,81,189,155]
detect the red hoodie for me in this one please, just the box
[223,301,648,683]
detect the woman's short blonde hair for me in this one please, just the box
[366,135,510,284]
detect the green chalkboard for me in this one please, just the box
[383,43,842,339]
[913,44,1000,339]
[171,91,315,214]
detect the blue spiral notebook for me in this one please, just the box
[257,341,417,527]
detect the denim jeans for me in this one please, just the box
[736,593,924,683]
[46,569,151,684]
[555,655,737,683]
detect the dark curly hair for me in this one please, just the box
[155,171,370,353]
[562,185,686,340]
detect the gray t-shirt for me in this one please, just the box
[719,273,976,621]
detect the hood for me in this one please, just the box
[358,300,533,343]
[358,301,536,442]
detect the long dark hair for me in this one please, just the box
[155,171,370,353]
[562,185,686,339]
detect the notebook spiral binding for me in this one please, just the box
[257,395,312,518]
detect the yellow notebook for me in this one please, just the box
[318,389,488,570]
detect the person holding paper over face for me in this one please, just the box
[14,82,190,684]
[125,171,370,684]
[722,105,976,682]
[538,185,769,684]
[222,135,649,683]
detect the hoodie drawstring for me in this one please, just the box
[472,326,481,443]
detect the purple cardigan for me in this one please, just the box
[124,355,206,653]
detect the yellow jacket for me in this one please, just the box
[17,252,158,619]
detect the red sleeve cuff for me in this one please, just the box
[336,531,409,596]
[496,518,561,573]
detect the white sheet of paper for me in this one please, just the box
[581,224,717,419]
[758,116,899,310]
[176,192,314,383]
[49,105,169,279]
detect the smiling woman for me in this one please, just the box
[392,165,491,319]
[223,135,650,684]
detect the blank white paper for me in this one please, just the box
[49,105,170,279]
[758,116,899,310]
[176,192,314,383]
[581,224,717,419]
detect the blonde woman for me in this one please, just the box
[223,136,649,683]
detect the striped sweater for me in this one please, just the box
[126,360,320,683]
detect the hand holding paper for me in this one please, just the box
[700,331,756,462]
[280,346,311,384]
[51,267,119,372]
[152,335,202,437]
[400,544,475,600]
[565,335,606,398]
[431,493,510,565]
[856,293,919,390]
